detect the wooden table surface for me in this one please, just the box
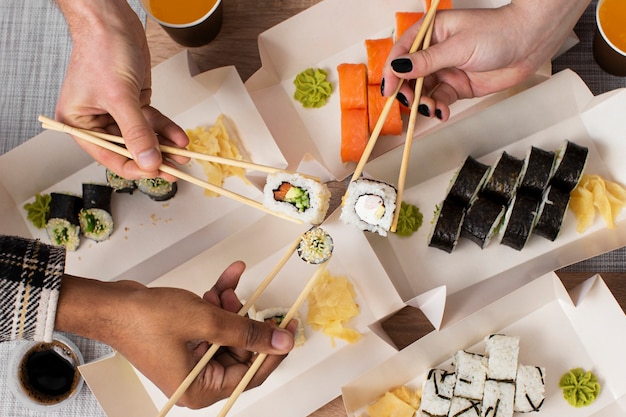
[145,2,626,416]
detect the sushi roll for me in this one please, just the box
[137,177,178,201]
[46,192,82,251]
[533,186,571,241]
[340,178,397,237]
[550,140,588,192]
[79,183,114,242]
[446,156,491,207]
[420,369,456,417]
[514,365,545,413]
[518,147,555,198]
[251,307,306,347]
[500,194,541,251]
[428,200,466,253]
[481,380,515,417]
[298,227,333,264]
[264,172,330,225]
[453,351,488,401]
[461,197,505,249]
[448,396,481,417]
[480,151,524,206]
[484,334,519,382]
[105,168,136,194]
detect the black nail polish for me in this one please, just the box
[380,78,385,96]
[435,109,443,120]
[396,92,410,108]
[391,58,413,73]
[418,104,430,117]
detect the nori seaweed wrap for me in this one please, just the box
[461,196,505,249]
[501,194,541,251]
[550,140,588,192]
[534,186,570,241]
[481,151,524,206]
[46,192,83,251]
[136,177,178,201]
[79,183,114,242]
[428,200,466,253]
[518,147,555,198]
[446,156,491,207]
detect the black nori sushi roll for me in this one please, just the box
[480,151,524,205]
[446,156,491,207]
[550,140,589,192]
[136,177,178,201]
[461,196,505,249]
[428,200,466,253]
[79,183,114,242]
[501,194,541,251]
[106,168,136,194]
[518,147,555,198]
[534,186,570,241]
[46,192,83,251]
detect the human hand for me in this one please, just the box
[56,261,295,409]
[55,0,189,181]
[381,0,590,121]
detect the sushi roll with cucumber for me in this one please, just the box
[500,194,541,251]
[518,146,555,198]
[428,200,466,253]
[105,168,136,194]
[550,140,588,192]
[264,172,330,225]
[533,186,570,241]
[480,151,524,206]
[136,177,178,201]
[46,192,82,251]
[446,156,491,208]
[461,197,505,249]
[340,178,397,236]
[79,183,114,242]
[298,227,333,264]
[250,306,306,346]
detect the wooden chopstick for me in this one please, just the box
[348,0,441,184]
[215,262,328,417]
[38,116,303,224]
[390,13,436,232]
[156,235,304,417]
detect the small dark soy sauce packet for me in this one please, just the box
[8,333,84,412]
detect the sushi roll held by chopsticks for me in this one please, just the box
[340,178,397,237]
[263,172,331,225]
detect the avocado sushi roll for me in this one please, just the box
[446,156,491,208]
[518,147,555,198]
[46,192,82,251]
[533,186,570,241]
[480,151,524,206]
[500,194,541,251]
[79,183,114,242]
[340,178,397,237]
[105,168,136,194]
[461,196,505,249]
[428,200,466,253]
[550,140,588,192]
[263,172,330,225]
[136,177,178,201]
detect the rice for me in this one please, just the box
[263,172,330,224]
[340,178,397,236]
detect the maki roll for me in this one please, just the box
[550,140,588,192]
[518,147,555,198]
[481,380,515,417]
[79,183,114,242]
[263,172,330,225]
[533,186,570,241]
[513,365,545,413]
[420,369,456,417]
[46,192,82,251]
[428,200,466,253]
[500,194,541,251]
[298,227,333,264]
[340,178,397,237]
[136,177,178,201]
[453,350,488,401]
[461,197,505,249]
[446,156,491,207]
[250,307,306,347]
[105,168,136,194]
[480,151,524,206]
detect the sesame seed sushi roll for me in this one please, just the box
[428,200,466,253]
[446,156,491,208]
[533,186,570,241]
[340,178,397,236]
[480,151,524,206]
[136,177,178,201]
[264,172,330,225]
[550,140,588,192]
[420,369,456,417]
[298,227,333,264]
[105,168,136,194]
[481,380,515,417]
[518,147,555,198]
[453,351,488,401]
[500,194,541,251]
[513,365,545,413]
[79,183,114,242]
[46,192,83,251]
[461,197,505,249]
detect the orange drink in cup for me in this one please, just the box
[593,0,626,76]
[142,0,223,47]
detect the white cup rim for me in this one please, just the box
[143,0,222,29]
[596,0,626,57]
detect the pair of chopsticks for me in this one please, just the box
[347,0,440,232]
[156,234,328,417]
[39,115,305,224]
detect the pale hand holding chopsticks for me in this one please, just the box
[38,115,304,224]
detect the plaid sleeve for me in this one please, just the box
[0,235,65,342]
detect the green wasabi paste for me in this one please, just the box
[293,68,333,108]
[394,201,423,237]
[559,368,601,407]
[23,193,51,229]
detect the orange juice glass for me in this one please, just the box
[594,0,626,76]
